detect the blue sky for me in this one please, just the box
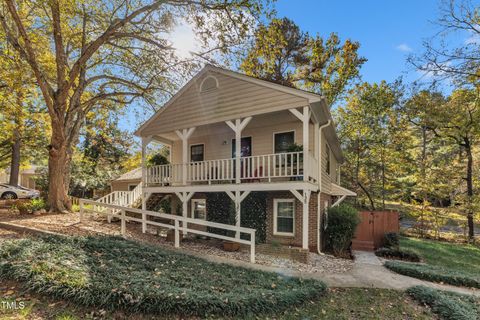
[120,0,462,136]
[275,0,441,84]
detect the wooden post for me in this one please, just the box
[174,219,180,248]
[234,120,241,183]
[79,201,84,222]
[175,191,193,235]
[175,128,196,185]
[120,209,126,236]
[250,231,256,263]
[225,117,252,183]
[302,106,309,182]
[226,190,250,239]
[291,189,311,250]
[289,107,310,181]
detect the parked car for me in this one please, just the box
[0,184,40,199]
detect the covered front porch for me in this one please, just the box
[140,106,324,187]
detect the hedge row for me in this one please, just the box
[385,261,480,288]
[407,286,480,320]
[0,235,326,317]
[375,247,421,262]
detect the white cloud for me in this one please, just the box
[396,43,413,52]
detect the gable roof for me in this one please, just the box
[134,65,322,137]
[134,64,344,163]
[113,167,142,182]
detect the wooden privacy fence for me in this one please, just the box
[352,211,399,251]
[79,199,257,263]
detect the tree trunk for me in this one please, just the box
[9,125,21,186]
[47,127,71,212]
[358,181,376,211]
[465,139,475,241]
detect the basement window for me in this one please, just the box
[273,199,295,236]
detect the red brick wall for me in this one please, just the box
[265,191,332,252]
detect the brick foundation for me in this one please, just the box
[257,244,309,263]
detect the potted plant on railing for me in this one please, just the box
[286,143,303,180]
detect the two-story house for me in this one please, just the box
[134,65,355,253]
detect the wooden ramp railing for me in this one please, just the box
[79,199,257,263]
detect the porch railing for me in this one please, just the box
[79,199,256,263]
[146,151,318,185]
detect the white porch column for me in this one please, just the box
[225,117,252,183]
[289,106,310,181]
[291,189,311,250]
[226,190,250,238]
[175,191,194,234]
[175,128,196,185]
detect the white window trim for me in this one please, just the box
[191,198,206,220]
[189,143,205,162]
[273,198,295,236]
[272,130,296,154]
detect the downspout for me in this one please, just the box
[317,120,331,254]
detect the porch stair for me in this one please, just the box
[96,184,142,209]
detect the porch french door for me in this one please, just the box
[232,137,252,179]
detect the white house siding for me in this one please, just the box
[170,117,316,164]
[140,71,310,136]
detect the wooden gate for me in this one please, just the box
[352,211,399,251]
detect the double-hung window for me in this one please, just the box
[274,199,295,236]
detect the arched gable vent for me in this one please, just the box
[199,75,218,92]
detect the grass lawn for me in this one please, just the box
[400,237,480,276]
[0,285,435,320]
[0,235,325,317]
[385,237,480,288]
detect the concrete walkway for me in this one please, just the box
[1,221,479,297]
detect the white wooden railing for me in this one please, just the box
[95,184,143,220]
[240,152,303,181]
[147,164,183,185]
[188,158,235,182]
[79,199,257,263]
[146,151,319,185]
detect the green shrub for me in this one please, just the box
[384,232,400,249]
[375,247,421,262]
[0,235,327,317]
[325,204,360,256]
[385,261,480,288]
[30,198,46,211]
[407,286,480,320]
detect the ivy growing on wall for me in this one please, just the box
[206,192,235,237]
[241,192,267,243]
[206,192,267,243]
